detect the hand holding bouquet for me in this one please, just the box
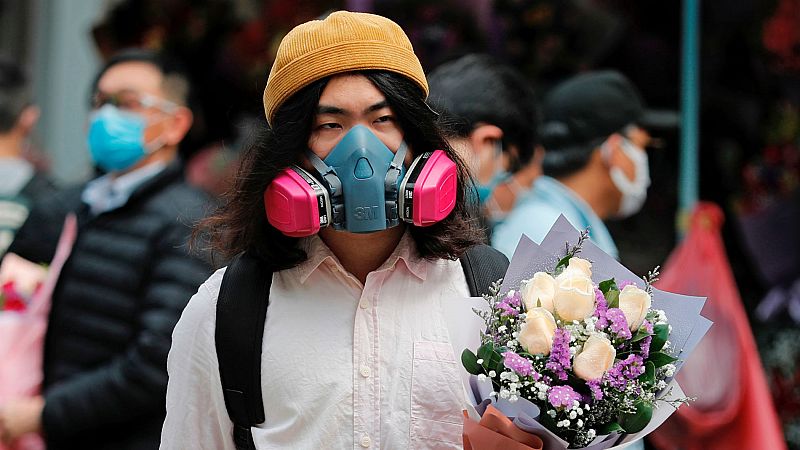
[462,216,712,449]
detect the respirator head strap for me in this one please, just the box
[383,141,408,226]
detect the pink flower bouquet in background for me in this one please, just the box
[0,215,76,450]
[461,216,712,449]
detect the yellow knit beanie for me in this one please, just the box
[263,11,428,126]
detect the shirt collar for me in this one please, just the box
[82,161,167,216]
[295,230,427,285]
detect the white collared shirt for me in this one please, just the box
[81,162,166,216]
[161,232,473,450]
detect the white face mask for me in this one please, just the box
[608,138,650,218]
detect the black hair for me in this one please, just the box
[90,49,192,106]
[539,118,606,178]
[0,56,30,132]
[427,53,539,172]
[197,71,484,268]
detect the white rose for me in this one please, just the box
[554,272,596,322]
[573,335,616,381]
[618,285,652,331]
[518,307,557,355]
[562,257,592,278]
[522,272,556,313]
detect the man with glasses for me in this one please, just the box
[492,70,671,260]
[0,50,211,449]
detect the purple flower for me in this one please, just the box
[587,378,604,401]
[548,385,582,408]
[605,355,645,389]
[606,308,632,340]
[593,288,609,329]
[546,328,572,380]
[642,320,654,334]
[497,291,522,317]
[618,280,636,290]
[640,335,653,358]
[502,351,533,377]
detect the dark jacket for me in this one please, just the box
[9,163,213,450]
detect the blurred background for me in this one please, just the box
[1,0,798,446]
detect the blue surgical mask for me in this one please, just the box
[475,170,510,204]
[474,140,509,204]
[87,105,150,172]
[307,125,407,233]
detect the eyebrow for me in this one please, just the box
[315,100,391,116]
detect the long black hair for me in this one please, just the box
[197,70,483,269]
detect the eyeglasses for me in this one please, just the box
[91,89,177,113]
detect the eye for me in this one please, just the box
[374,115,395,124]
[317,122,342,130]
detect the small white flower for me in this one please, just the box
[576,408,583,416]
[663,364,676,377]
[569,411,577,419]
[489,370,497,377]
[510,395,519,403]
[547,410,557,418]
[498,325,508,333]
[499,389,510,399]
[663,341,671,350]
[476,359,484,365]
[657,380,667,390]
[538,392,546,400]
[506,340,518,348]
[587,429,596,439]
[585,405,591,411]
[518,313,527,320]
[512,331,519,338]
[477,374,487,382]
[577,419,584,428]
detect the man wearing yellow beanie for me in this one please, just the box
[161,11,501,450]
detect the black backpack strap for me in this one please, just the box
[459,244,510,297]
[215,252,273,450]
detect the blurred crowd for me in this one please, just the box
[0,0,798,448]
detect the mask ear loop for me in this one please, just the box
[306,151,345,228]
[384,141,408,227]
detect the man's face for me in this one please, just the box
[92,61,175,146]
[308,73,405,162]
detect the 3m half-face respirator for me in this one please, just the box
[264,126,458,237]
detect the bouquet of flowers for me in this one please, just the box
[461,216,712,449]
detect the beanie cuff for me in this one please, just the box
[263,40,428,125]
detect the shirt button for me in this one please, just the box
[359,300,369,309]
[359,365,371,378]
[360,435,371,448]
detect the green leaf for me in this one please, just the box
[555,255,572,271]
[461,349,482,375]
[639,361,656,385]
[619,401,653,434]
[650,324,670,352]
[477,342,495,363]
[599,278,617,295]
[597,422,625,434]
[478,342,504,374]
[631,327,651,342]
[606,289,620,309]
[649,351,678,368]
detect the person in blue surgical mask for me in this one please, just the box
[491,70,674,260]
[0,50,212,449]
[428,54,543,232]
